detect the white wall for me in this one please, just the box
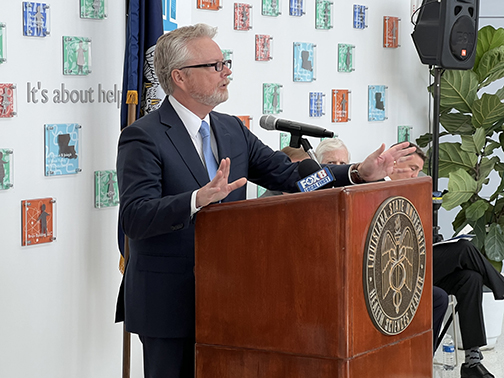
[0,1,499,378]
[1,1,126,377]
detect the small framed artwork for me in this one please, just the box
[289,0,304,16]
[293,42,315,82]
[23,2,50,37]
[237,115,252,129]
[368,85,387,122]
[332,89,351,122]
[95,170,119,208]
[263,83,282,114]
[338,44,355,72]
[262,0,281,16]
[21,197,56,246]
[309,92,325,117]
[353,4,368,29]
[197,0,221,10]
[280,133,290,149]
[0,148,13,190]
[315,0,333,30]
[255,34,273,61]
[234,3,252,31]
[383,16,400,48]
[0,23,5,64]
[80,0,107,20]
[0,84,17,118]
[63,36,92,75]
[221,49,233,80]
[44,123,81,176]
[398,125,413,142]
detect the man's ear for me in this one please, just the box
[171,69,185,87]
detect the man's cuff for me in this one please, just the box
[191,190,201,216]
[348,163,366,184]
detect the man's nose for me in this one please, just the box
[223,66,232,76]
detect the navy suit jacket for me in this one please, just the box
[115,98,353,338]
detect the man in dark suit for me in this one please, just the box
[115,23,416,378]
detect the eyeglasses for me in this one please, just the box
[178,59,232,72]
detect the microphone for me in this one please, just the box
[297,159,335,192]
[260,115,334,139]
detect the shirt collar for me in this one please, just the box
[168,95,211,137]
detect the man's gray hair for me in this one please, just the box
[315,138,350,163]
[154,23,217,95]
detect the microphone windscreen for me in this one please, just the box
[259,115,276,130]
[298,159,321,178]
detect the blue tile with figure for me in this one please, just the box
[23,2,50,37]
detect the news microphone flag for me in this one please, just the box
[297,167,335,192]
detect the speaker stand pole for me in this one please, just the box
[432,67,442,242]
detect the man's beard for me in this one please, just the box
[189,79,230,108]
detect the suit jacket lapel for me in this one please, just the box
[159,100,210,187]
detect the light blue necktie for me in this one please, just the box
[199,120,218,181]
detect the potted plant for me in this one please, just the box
[417,25,504,348]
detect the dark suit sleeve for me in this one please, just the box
[117,124,193,240]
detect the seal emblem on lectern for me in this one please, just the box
[363,196,426,335]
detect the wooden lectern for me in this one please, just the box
[195,177,433,377]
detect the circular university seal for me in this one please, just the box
[363,196,426,335]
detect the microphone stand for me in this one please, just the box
[432,67,443,243]
[289,133,322,168]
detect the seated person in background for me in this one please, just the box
[260,146,309,197]
[315,137,350,165]
[389,142,504,378]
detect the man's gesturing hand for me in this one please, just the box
[358,142,417,182]
[196,157,247,208]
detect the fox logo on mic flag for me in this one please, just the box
[297,167,334,192]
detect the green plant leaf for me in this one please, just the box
[496,162,504,172]
[470,216,487,250]
[471,93,504,130]
[438,142,478,178]
[442,169,478,210]
[484,140,501,155]
[440,113,474,135]
[479,156,499,182]
[416,133,432,148]
[494,197,504,218]
[476,46,504,89]
[440,70,479,113]
[496,87,504,101]
[452,207,468,234]
[474,127,486,153]
[485,223,504,261]
[475,25,504,70]
[465,199,489,221]
[460,135,478,154]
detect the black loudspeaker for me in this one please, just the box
[412,0,480,69]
